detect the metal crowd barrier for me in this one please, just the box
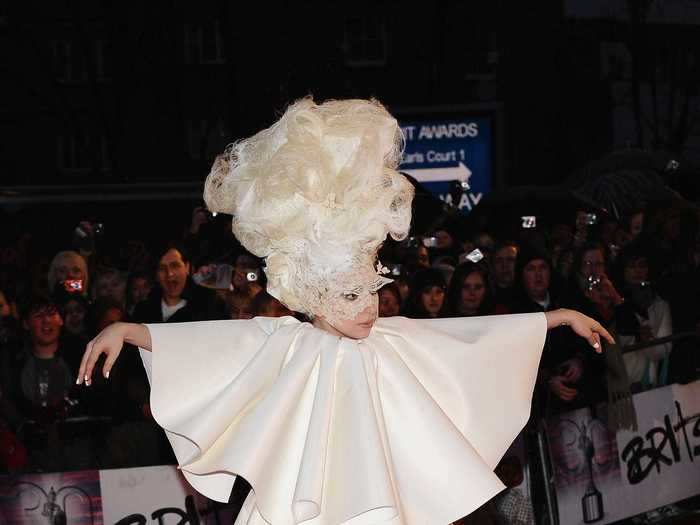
[536,331,700,525]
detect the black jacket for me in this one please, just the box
[132,278,227,324]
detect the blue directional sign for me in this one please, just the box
[399,116,492,213]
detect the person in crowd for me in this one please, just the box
[613,241,672,391]
[94,299,127,332]
[47,250,90,298]
[121,243,228,466]
[58,292,90,340]
[94,267,128,309]
[473,231,496,258]
[232,254,265,300]
[228,292,255,320]
[0,288,18,321]
[403,268,448,318]
[446,261,502,317]
[570,241,624,325]
[378,282,402,317]
[54,291,92,376]
[0,288,21,354]
[126,271,153,316]
[573,208,594,248]
[132,242,227,324]
[432,255,456,286]
[0,290,24,435]
[3,296,76,470]
[554,247,575,282]
[511,244,605,414]
[625,209,645,243]
[404,241,431,275]
[490,241,519,306]
[251,291,293,318]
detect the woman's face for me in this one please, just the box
[623,257,649,285]
[460,272,486,313]
[416,246,430,269]
[420,285,445,317]
[56,256,87,285]
[628,212,644,238]
[315,293,379,339]
[378,288,400,317]
[97,273,126,304]
[64,299,87,336]
[580,248,606,279]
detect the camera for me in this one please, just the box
[586,274,602,291]
[386,263,403,277]
[422,236,439,248]
[521,216,537,229]
[63,279,84,293]
[459,249,484,264]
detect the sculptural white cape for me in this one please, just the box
[139,313,546,525]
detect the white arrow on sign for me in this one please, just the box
[401,162,472,186]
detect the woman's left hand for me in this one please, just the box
[546,308,615,352]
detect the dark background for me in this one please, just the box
[1,1,699,244]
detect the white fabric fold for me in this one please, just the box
[139,312,546,525]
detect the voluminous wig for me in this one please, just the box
[204,97,414,318]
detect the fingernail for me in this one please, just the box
[105,370,110,379]
[76,377,80,385]
[593,342,599,348]
[84,374,89,382]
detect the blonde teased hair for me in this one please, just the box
[204,97,413,316]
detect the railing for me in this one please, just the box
[536,330,700,525]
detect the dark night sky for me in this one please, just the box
[1,1,698,243]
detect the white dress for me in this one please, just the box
[138,313,547,525]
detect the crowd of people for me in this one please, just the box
[0,198,698,485]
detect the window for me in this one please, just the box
[51,39,88,84]
[94,39,110,82]
[184,21,225,64]
[56,130,110,173]
[343,16,388,67]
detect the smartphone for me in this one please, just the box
[585,213,598,226]
[521,216,536,229]
[459,249,484,264]
[63,279,84,293]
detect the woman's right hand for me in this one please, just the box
[77,322,128,386]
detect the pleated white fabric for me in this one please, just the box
[139,312,546,525]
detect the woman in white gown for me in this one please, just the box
[77,98,612,525]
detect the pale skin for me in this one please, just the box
[76,294,613,386]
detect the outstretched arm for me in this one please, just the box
[77,322,152,386]
[544,308,614,352]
